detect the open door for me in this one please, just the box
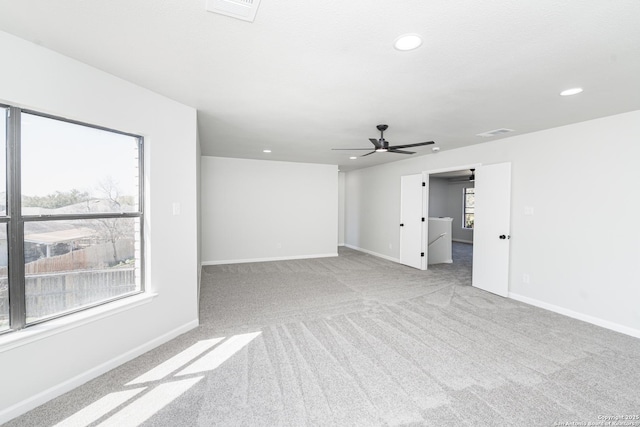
[472,162,511,297]
[400,174,425,269]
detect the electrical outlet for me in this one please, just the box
[522,273,531,284]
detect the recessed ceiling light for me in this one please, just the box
[394,34,423,51]
[560,87,583,96]
[349,156,357,160]
[263,149,271,153]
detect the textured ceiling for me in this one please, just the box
[1,0,639,171]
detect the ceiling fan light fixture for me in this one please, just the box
[394,34,422,51]
[376,148,388,152]
[560,87,583,96]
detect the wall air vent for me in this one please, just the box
[476,128,515,138]
[206,0,262,22]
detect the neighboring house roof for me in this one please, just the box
[24,227,96,245]
[22,199,135,216]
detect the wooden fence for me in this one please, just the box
[0,267,136,324]
[0,240,134,276]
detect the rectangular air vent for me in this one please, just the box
[476,128,515,138]
[206,0,262,22]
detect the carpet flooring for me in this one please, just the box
[8,243,640,426]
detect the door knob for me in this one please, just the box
[499,234,510,239]
[400,223,404,227]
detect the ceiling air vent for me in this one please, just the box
[476,128,515,138]
[206,0,262,22]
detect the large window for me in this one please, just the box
[463,187,474,229]
[1,106,143,333]
[0,106,7,332]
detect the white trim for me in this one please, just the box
[0,319,199,425]
[0,293,158,353]
[338,243,345,247]
[201,252,338,266]
[452,238,473,244]
[509,292,640,339]
[344,244,401,264]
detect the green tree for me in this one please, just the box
[22,189,91,209]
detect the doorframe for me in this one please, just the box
[422,163,481,270]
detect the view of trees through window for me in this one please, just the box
[0,109,143,331]
[463,187,475,229]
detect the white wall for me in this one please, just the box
[345,110,640,337]
[0,31,199,421]
[428,178,448,217]
[201,157,338,263]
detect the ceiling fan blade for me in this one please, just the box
[387,141,434,149]
[361,150,377,157]
[388,149,415,154]
[369,138,382,149]
[331,148,376,150]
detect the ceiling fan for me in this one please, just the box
[449,169,475,182]
[332,124,434,157]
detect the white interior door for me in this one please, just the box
[472,162,511,296]
[400,174,424,269]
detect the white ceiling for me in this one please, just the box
[1,1,639,171]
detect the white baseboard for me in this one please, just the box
[452,239,473,244]
[0,319,199,425]
[343,244,401,264]
[201,252,338,266]
[338,243,345,247]
[508,292,640,339]
[429,259,453,264]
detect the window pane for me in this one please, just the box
[465,190,474,209]
[21,113,140,214]
[0,107,6,216]
[24,218,141,323]
[463,188,475,229]
[0,225,8,331]
[465,214,474,229]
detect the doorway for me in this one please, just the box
[428,168,476,281]
[399,163,512,297]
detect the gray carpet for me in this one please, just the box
[8,243,640,426]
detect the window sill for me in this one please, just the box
[0,292,158,354]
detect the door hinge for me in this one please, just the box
[422,182,426,187]
[422,217,425,222]
[421,252,425,257]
